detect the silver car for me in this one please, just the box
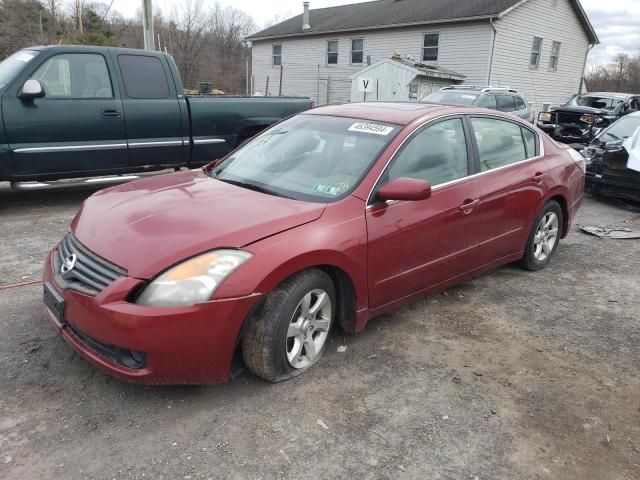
[421,86,533,122]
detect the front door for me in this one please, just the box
[366,117,482,308]
[468,116,549,265]
[4,52,127,176]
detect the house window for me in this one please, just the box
[422,33,439,62]
[542,103,551,112]
[327,40,339,65]
[351,38,364,64]
[530,37,542,67]
[549,41,561,70]
[272,45,282,66]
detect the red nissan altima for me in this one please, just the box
[43,103,585,384]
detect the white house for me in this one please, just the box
[247,0,599,112]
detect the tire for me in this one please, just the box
[242,269,335,382]
[520,200,563,271]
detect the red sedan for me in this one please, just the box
[42,103,585,384]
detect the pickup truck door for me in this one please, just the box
[3,52,128,176]
[112,53,187,168]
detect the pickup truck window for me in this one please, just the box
[31,53,113,98]
[0,50,38,90]
[117,55,170,99]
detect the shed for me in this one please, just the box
[350,56,465,103]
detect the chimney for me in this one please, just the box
[302,2,311,30]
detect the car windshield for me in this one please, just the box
[421,91,480,106]
[565,94,625,111]
[213,114,401,202]
[0,50,38,90]
[598,115,640,143]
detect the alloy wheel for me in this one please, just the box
[286,289,332,369]
[533,212,559,261]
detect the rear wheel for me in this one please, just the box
[242,269,335,382]
[520,200,563,271]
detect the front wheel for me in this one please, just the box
[242,269,335,382]
[520,200,563,271]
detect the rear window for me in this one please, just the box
[117,55,170,99]
[421,91,480,107]
[515,97,527,111]
[497,95,516,112]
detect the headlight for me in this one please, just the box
[136,250,252,307]
[580,114,601,124]
[538,112,552,122]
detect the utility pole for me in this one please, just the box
[142,0,155,51]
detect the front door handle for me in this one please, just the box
[533,172,548,182]
[101,108,121,119]
[459,199,480,214]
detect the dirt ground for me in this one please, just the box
[0,180,639,480]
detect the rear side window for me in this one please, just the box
[471,117,527,171]
[497,95,516,112]
[477,95,497,109]
[515,96,527,111]
[522,127,538,157]
[118,55,170,99]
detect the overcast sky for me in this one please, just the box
[111,0,639,66]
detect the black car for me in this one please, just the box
[537,92,640,147]
[581,112,640,203]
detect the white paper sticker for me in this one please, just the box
[14,52,35,63]
[623,127,640,173]
[348,122,394,136]
[461,95,476,99]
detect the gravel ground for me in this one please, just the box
[0,180,639,480]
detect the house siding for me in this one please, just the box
[251,22,493,105]
[489,0,590,113]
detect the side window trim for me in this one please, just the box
[29,52,116,100]
[368,115,472,205]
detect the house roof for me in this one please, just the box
[351,57,466,81]
[246,0,599,44]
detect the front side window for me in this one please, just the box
[272,45,282,66]
[477,94,497,109]
[118,55,169,99]
[471,117,528,171]
[327,40,339,64]
[351,38,364,64]
[549,41,561,70]
[497,95,516,112]
[31,53,113,98]
[530,37,543,67]
[384,118,469,187]
[214,115,401,203]
[422,33,439,62]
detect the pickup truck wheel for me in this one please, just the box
[520,200,563,271]
[242,269,335,382]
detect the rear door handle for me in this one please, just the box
[101,108,121,119]
[459,199,480,214]
[533,172,548,182]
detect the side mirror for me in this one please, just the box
[19,79,45,100]
[377,177,431,202]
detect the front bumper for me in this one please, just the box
[42,248,261,385]
[585,171,640,203]
[538,123,598,147]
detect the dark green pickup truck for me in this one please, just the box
[0,45,312,183]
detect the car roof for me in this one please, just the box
[582,92,637,98]
[305,102,522,126]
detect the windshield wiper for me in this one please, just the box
[219,178,294,199]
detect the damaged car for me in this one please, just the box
[537,92,640,147]
[582,112,640,203]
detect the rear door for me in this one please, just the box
[469,115,548,265]
[3,51,127,176]
[366,117,482,308]
[113,53,187,168]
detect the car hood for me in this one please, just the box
[550,106,613,117]
[71,170,326,279]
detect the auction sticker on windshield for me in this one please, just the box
[348,122,394,136]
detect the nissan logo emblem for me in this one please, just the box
[61,253,77,278]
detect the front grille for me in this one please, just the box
[56,233,126,295]
[557,112,584,125]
